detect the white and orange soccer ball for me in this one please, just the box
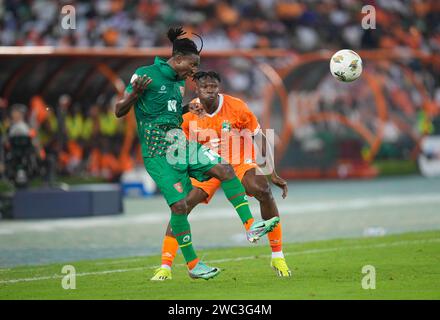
[330,49,363,82]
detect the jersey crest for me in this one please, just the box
[173,182,183,193]
[221,120,231,132]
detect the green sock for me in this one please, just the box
[169,213,197,263]
[221,177,253,224]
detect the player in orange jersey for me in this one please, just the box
[151,71,291,280]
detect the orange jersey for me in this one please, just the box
[182,94,260,165]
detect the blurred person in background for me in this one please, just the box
[3,104,41,188]
[61,102,85,175]
[7,104,31,139]
[86,102,122,180]
[56,94,71,149]
[0,98,9,178]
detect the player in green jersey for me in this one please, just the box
[115,27,279,280]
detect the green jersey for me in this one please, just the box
[126,57,186,157]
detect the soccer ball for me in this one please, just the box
[330,49,363,82]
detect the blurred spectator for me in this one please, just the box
[8,104,30,138]
[60,103,85,174]
[56,94,71,147]
[82,102,123,181]
[98,103,121,143]
[2,1,438,112]
[3,103,42,187]
[1,0,438,54]
[0,99,7,177]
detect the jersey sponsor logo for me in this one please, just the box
[182,235,191,243]
[179,86,185,96]
[159,85,167,93]
[173,182,183,193]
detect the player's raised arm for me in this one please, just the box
[115,75,152,118]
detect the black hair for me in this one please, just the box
[193,70,221,82]
[167,26,203,56]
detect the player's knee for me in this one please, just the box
[187,199,202,213]
[186,188,207,213]
[170,200,188,214]
[217,164,235,180]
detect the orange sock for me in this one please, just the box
[267,223,283,253]
[243,218,255,231]
[187,258,200,270]
[161,235,179,267]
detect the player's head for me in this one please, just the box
[10,104,27,123]
[193,70,221,103]
[167,27,202,80]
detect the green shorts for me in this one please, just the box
[143,141,221,206]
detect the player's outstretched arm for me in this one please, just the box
[115,75,152,118]
[254,130,288,199]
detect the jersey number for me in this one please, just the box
[167,100,177,112]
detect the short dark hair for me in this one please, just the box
[193,70,221,82]
[167,27,203,56]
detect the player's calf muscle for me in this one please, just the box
[251,183,273,201]
[242,171,270,198]
[170,200,188,214]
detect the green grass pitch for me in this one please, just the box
[1,230,439,300]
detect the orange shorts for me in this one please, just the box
[190,162,258,204]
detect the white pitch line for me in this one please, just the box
[0,193,439,235]
[0,267,146,284]
[202,238,440,264]
[1,238,439,285]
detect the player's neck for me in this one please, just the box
[166,58,179,76]
[201,97,219,114]
[167,58,175,69]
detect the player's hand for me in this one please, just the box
[133,75,152,95]
[270,173,288,199]
[189,101,206,117]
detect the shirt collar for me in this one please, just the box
[196,94,224,118]
[154,56,178,80]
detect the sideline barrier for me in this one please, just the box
[11,184,123,219]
